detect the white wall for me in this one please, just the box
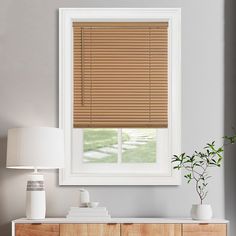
[0,0,228,235]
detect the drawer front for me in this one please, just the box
[15,223,59,236]
[60,223,120,236]
[183,224,227,236]
[121,223,181,236]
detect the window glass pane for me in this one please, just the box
[83,128,118,163]
[122,129,156,163]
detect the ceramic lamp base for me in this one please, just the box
[26,174,46,219]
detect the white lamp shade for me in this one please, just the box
[7,127,64,169]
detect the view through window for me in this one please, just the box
[83,128,157,163]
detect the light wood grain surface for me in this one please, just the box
[60,223,120,236]
[15,223,59,236]
[121,223,181,236]
[183,224,227,236]
[15,222,228,236]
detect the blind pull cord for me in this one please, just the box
[81,28,84,106]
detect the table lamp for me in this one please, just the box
[6,127,64,219]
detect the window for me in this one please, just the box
[59,8,181,185]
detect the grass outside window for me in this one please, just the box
[83,128,156,163]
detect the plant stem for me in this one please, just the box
[196,179,203,204]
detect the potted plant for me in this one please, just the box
[172,134,236,220]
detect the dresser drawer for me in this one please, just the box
[121,223,181,236]
[60,223,120,236]
[15,223,59,236]
[183,224,227,236]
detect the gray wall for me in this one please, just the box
[225,0,236,235]
[0,0,231,235]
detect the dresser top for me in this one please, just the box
[12,218,229,224]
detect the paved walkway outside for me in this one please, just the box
[84,129,154,162]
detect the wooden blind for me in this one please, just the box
[73,22,168,128]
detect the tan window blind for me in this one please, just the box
[73,22,168,128]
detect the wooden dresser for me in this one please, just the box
[12,218,228,236]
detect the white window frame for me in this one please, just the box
[59,8,181,185]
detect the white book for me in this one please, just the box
[66,215,111,219]
[69,207,107,212]
[68,211,108,215]
[68,212,109,215]
[67,212,109,217]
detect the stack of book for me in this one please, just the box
[66,207,111,219]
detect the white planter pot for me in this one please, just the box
[191,204,213,220]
